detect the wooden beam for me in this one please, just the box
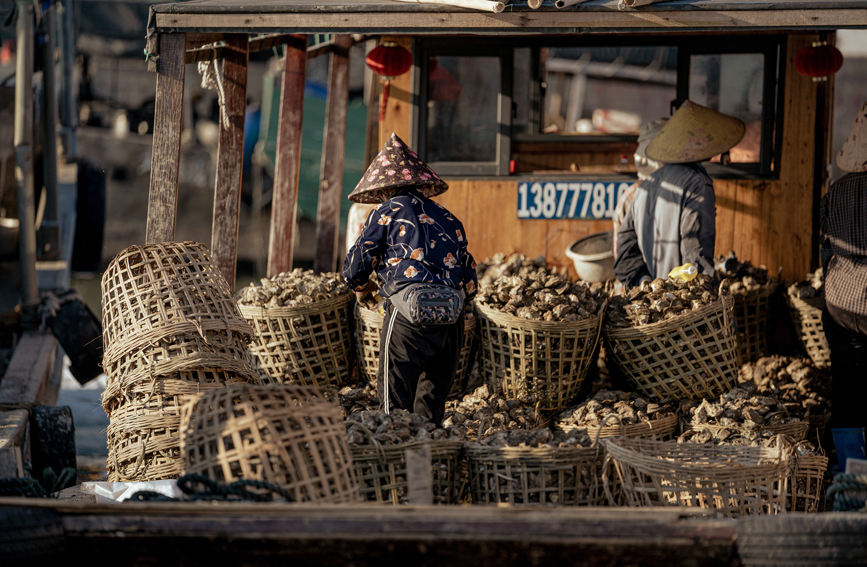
[145,33,186,244]
[210,34,249,289]
[154,9,867,34]
[313,34,351,274]
[267,37,307,277]
[0,410,29,478]
[185,35,337,66]
[0,332,58,406]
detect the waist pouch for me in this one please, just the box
[389,284,465,325]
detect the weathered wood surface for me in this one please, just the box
[154,9,867,34]
[185,34,342,65]
[146,33,186,244]
[210,34,249,289]
[268,36,307,277]
[0,332,58,406]
[378,36,412,145]
[313,34,352,274]
[0,410,28,477]
[0,500,736,566]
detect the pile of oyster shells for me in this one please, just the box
[715,253,778,295]
[345,409,455,445]
[237,269,349,308]
[442,385,545,439]
[680,382,807,432]
[475,253,605,322]
[478,426,593,448]
[677,427,781,447]
[554,390,676,429]
[788,268,824,300]
[737,356,831,426]
[606,274,718,328]
[320,383,380,419]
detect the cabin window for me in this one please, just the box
[414,37,783,179]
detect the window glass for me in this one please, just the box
[542,46,677,134]
[689,53,764,163]
[513,48,531,132]
[426,56,500,162]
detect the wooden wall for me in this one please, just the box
[379,33,824,282]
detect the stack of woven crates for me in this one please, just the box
[100,241,261,481]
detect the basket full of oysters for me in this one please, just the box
[785,269,830,368]
[236,269,355,387]
[604,274,739,403]
[473,253,607,413]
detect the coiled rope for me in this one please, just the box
[826,473,867,512]
[198,52,231,130]
[130,473,296,503]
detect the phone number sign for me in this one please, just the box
[517,181,633,220]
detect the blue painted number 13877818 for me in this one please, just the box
[517,181,632,220]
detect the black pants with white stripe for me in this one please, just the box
[377,301,464,426]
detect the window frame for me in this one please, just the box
[415,40,513,176]
[675,35,786,178]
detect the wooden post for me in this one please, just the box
[313,35,351,274]
[210,34,249,289]
[145,33,186,244]
[14,0,37,304]
[267,36,307,277]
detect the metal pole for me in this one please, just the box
[15,0,38,304]
[58,0,76,158]
[41,1,60,255]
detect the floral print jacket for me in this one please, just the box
[343,188,478,300]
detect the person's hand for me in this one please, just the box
[354,280,375,299]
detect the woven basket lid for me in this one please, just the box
[348,132,448,203]
[837,101,867,173]
[645,100,746,164]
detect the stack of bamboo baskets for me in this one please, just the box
[100,242,261,481]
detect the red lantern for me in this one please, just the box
[795,42,844,82]
[366,43,413,121]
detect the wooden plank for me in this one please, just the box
[145,33,186,244]
[0,410,28,478]
[378,36,413,146]
[313,34,352,274]
[712,179,737,258]
[0,332,58,406]
[154,9,867,34]
[210,35,249,289]
[268,36,307,277]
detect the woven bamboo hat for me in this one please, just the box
[645,100,746,164]
[348,133,448,203]
[837,102,867,173]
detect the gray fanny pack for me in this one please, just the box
[389,284,465,325]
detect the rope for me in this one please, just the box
[130,473,297,503]
[827,473,867,512]
[198,51,231,130]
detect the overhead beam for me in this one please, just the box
[185,34,350,65]
[268,36,307,277]
[313,34,352,275]
[210,34,249,289]
[145,33,186,244]
[154,9,867,34]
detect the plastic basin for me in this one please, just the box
[565,230,614,282]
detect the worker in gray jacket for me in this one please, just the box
[614,101,745,287]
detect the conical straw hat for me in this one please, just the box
[645,100,746,164]
[837,102,867,173]
[348,133,448,203]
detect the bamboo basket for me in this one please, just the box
[350,440,464,504]
[683,421,810,443]
[555,413,679,442]
[101,241,254,364]
[101,328,260,409]
[785,294,831,369]
[475,303,603,413]
[601,436,791,517]
[787,454,828,513]
[106,390,188,482]
[465,444,607,506]
[354,303,477,398]
[180,384,359,503]
[604,293,739,403]
[732,281,778,364]
[239,293,355,387]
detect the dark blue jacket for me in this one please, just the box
[343,188,478,299]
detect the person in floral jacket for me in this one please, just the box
[343,133,477,425]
